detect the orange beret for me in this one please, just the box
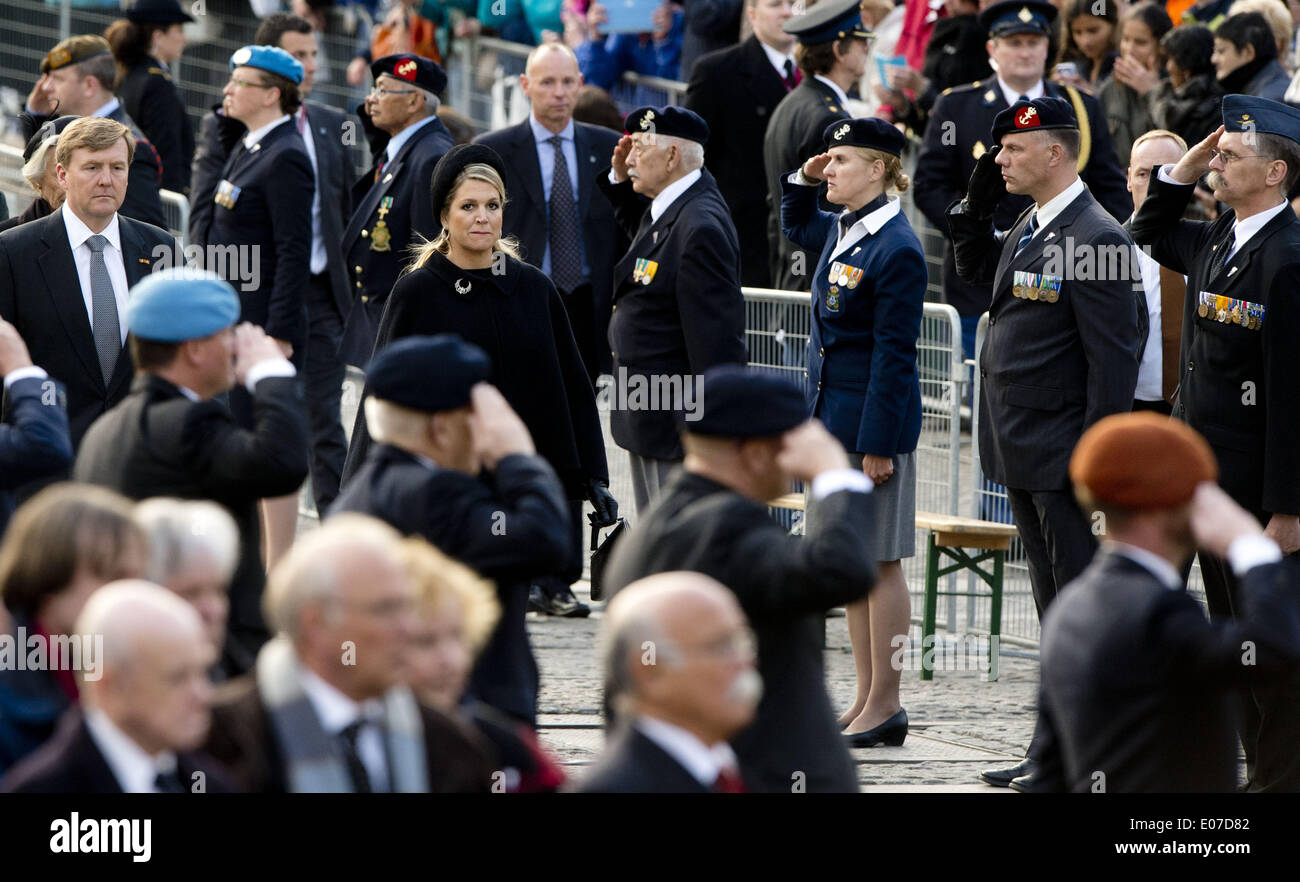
[1069,412,1218,510]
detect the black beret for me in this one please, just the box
[824,117,906,156]
[991,96,1077,144]
[625,105,710,146]
[682,365,808,438]
[782,0,874,45]
[22,114,78,163]
[977,0,1057,37]
[367,335,492,413]
[429,143,509,218]
[371,53,447,96]
[125,0,195,24]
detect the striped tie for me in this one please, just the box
[1013,214,1038,258]
[86,234,120,385]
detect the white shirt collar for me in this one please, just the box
[1230,199,1290,253]
[759,40,796,79]
[1105,541,1183,591]
[84,708,178,794]
[841,195,901,238]
[384,114,437,164]
[243,114,291,149]
[297,665,385,735]
[62,205,121,253]
[634,715,739,787]
[529,114,575,145]
[813,74,850,110]
[91,97,121,119]
[1029,176,1086,232]
[650,168,702,223]
[997,77,1045,107]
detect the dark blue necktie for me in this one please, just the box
[548,135,584,294]
[1014,214,1038,257]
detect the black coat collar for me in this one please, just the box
[419,249,525,298]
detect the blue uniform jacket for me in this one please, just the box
[781,176,925,457]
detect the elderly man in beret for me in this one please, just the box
[605,365,876,792]
[1130,94,1300,792]
[600,105,747,514]
[1030,413,1300,792]
[75,268,310,678]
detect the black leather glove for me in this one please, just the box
[213,104,248,155]
[586,478,619,528]
[962,145,1005,219]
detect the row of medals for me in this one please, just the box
[1199,293,1263,330]
[1012,284,1059,302]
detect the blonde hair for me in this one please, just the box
[397,537,500,655]
[1131,128,1188,156]
[855,147,911,193]
[55,116,135,169]
[410,162,521,272]
[23,136,58,192]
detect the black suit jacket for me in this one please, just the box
[599,171,747,460]
[1034,550,1300,792]
[687,35,790,289]
[117,58,195,196]
[577,725,712,793]
[74,373,309,668]
[1,708,236,793]
[474,118,623,371]
[0,375,71,535]
[949,188,1140,490]
[0,208,172,451]
[1130,177,1300,519]
[605,471,875,792]
[331,445,571,725]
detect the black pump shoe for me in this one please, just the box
[844,709,908,748]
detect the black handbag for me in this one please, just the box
[587,516,629,602]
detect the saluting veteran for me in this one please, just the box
[1129,94,1300,792]
[599,105,746,514]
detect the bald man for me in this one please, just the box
[1,580,236,793]
[578,572,762,793]
[475,42,625,386]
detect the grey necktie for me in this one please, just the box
[548,135,584,294]
[86,234,121,385]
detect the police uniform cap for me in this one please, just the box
[782,0,874,45]
[682,365,808,438]
[991,96,1077,144]
[229,45,303,85]
[41,35,112,75]
[371,54,448,96]
[125,0,196,24]
[367,335,492,413]
[824,117,906,156]
[1221,94,1300,145]
[126,269,240,343]
[428,143,509,219]
[1069,412,1218,510]
[977,0,1057,37]
[625,105,710,146]
[22,115,78,163]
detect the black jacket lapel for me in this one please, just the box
[39,210,103,390]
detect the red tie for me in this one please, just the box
[713,766,746,793]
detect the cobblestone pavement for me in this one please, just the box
[533,586,1037,792]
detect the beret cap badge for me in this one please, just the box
[639,109,656,130]
[231,47,251,66]
[1016,106,1039,128]
[834,123,851,140]
[47,48,71,68]
[1018,5,1033,21]
[395,59,417,80]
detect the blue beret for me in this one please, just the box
[978,0,1057,37]
[371,54,448,96]
[991,96,1077,144]
[367,335,492,413]
[127,269,240,343]
[229,45,303,85]
[824,117,906,156]
[783,0,873,45]
[625,105,710,145]
[1221,94,1300,143]
[682,366,808,438]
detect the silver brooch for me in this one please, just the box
[454,278,472,295]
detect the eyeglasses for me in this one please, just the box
[227,77,273,90]
[1210,148,1266,164]
[368,86,418,98]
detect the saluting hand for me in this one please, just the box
[963,145,1005,218]
[232,323,287,386]
[1190,482,1263,558]
[775,420,850,482]
[1170,125,1224,186]
[468,383,536,470]
[801,153,832,182]
[611,135,634,183]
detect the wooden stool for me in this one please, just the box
[914,512,1018,682]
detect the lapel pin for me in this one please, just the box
[251,143,261,152]
[383,174,393,183]
[1228,266,1239,277]
[1045,232,1055,240]
[653,231,659,243]
[138,258,150,264]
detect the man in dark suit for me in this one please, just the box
[475,42,623,383]
[340,54,455,366]
[0,320,72,536]
[600,105,746,513]
[914,0,1130,362]
[330,336,573,727]
[604,367,876,792]
[579,571,760,793]
[30,35,167,229]
[762,0,869,292]
[948,96,1141,789]
[74,269,309,675]
[687,0,796,289]
[204,515,492,793]
[1032,413,1300,792]
[1129,95,1300,791]
[679,0,744,80]
[0,116,172,459]
[2,581,236,794]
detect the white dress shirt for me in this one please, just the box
[243,114,291,150]
[383,114,437,166]
[63,207,129,346]
[649,168,702,223]
[1134,243,1165,402]
[1106,540,1184,590]
[760,40,797,83]
[1026,176,1086,236]
[635,715,741,788]
[297,666,390,791]
[84,708,181,794]
[1155,164,1292,260]
[529,114,584,277]
[296,106,328,275]
[997,78,1045,107]
[91,97,122,119]
[1108,535,1282,590]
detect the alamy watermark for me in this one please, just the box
[0,628,102,680]
[599,367,704,421]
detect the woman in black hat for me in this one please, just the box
[0,116,75,234]
[105,0,195,195]
[347,144,619,617]
[782,118,925,749]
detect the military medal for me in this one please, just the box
[826,284,841,311]
[370,196,394,252]
[633,258,658,285]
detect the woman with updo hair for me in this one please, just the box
[782,117,925,750]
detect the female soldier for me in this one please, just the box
[346,143,618,618]
[781,117,924,748]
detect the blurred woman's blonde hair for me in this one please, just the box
[397,537,500,655]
